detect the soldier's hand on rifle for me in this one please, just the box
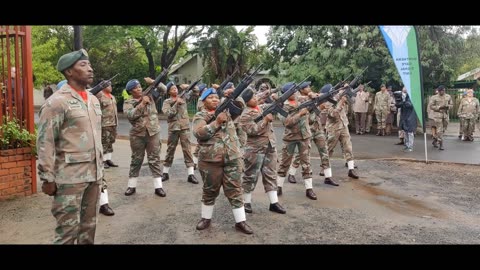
[144,77,154,85]
[142,96,151,105]
[319,103,327,110]
[264,113,274,123]
[299,108,309,116]
[216,112,228,124]
[177,97,185,105]
[41,181,57,196]
[224,88,234,97]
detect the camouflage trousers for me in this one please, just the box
[51,181,101,244]
[198,158,243,208]
[462,118,476,139]
[278,138,312,179]
[327,127,354,162]
[292,132,330,170]
[433,118,449,143]
[354,112,367,133]
[242,142,278,194]
[375,110,388,129]
[129,133,162,178]
[193,144,200,158]
[101,126,117,154]
[164,129,194,168]
[459,117,465,136]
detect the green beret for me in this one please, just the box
[56,49,89,72]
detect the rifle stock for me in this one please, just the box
[207,65,263,124]
[89,73,120,96]
[254,76,310,123]
[217,69,239,98]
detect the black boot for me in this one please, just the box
[188,175,199,184]
[438,141,444,150]
[154,188,166,197]
[348,169,359,179]
[277,187,282,196]
[269,202,286,214]
[244,203,253,213]
[395,138,404,145]
[124,187,136,196]
[105,160,119,167]
[162,173,169,182]
[287,174,297,184]
[99,204,115,216]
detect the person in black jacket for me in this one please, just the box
[394,87,417,152]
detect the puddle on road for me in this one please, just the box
[352,181,446,219]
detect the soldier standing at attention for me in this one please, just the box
[37,49,103,244]
[287,82,338,186]
[94,82,117,216]
[457,88,479,141]
[123,79,166,197]
[192,88,253,235]
[161,82,198,184]
[428,85,452,150]
[365,86,375,133]
[276,82,316,200]
[374,84,390,136]
[238,89,286,214]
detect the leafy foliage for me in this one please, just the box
[0,116,36,153]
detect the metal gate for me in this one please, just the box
[0,25,36,194]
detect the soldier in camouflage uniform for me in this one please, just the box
[325,90,360,179]
[276,82,317,200]
[192,83,208,169]
[160,82,198,184]
[287,82,338,186]
[37,49,103,244]
[365,86,375,133]
[192,88,253,235]
[457,89,479,141]
[238,90,286,214]
[222,82,247,148]
[94,82,118,216]
[374,84,390,136]
[428,85,453,150]
[123,79,166,197]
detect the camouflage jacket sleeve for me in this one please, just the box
[238,108,269,136]
[124,98,146,121]
[284,110,303,129]
[36,102,65,182]
[162,98,178,118]
[192,111,222,141]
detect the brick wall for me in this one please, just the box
[0,148,33,201]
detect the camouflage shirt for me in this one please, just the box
[374,91,390,114]
[162,98,190,131]
[37,85,103,184]
[192,110,241,162]
[282,99,312,141]
[95,91,118,127]
[326,100,349,131]
[238,105,276,150]
[123,98,161,136]
[458,97,480,119]
[428,94,453,120]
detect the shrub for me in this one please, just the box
[0,116,37,155]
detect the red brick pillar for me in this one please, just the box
[0,148,34,201]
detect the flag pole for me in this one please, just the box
[413,26,428,164]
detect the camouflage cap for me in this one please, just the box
[56,49,89,72]
[380,83,386,88]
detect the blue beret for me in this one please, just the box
[298,81,311,90]
[57,80,67,90]
[166,82,175,92]
[281,82,295,94]
[320,84,333,94]
[56,49,89,72]
[126,79,140,92]
[198,83,207,93]
[200,88,217,101]
[241,87,254,103]
[223,82,234,91]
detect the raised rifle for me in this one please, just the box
[332,74,353,90]
[254,76,310,123]
[89,73,120,95]
[255,87,280,103]
[334,67,369,102]
[178,69,208,100]
[217,69,239,99]
[133,67,170,108]
[207,64,263,124]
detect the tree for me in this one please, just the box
[191,26,259,85]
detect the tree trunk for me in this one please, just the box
[73,25,83,50]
